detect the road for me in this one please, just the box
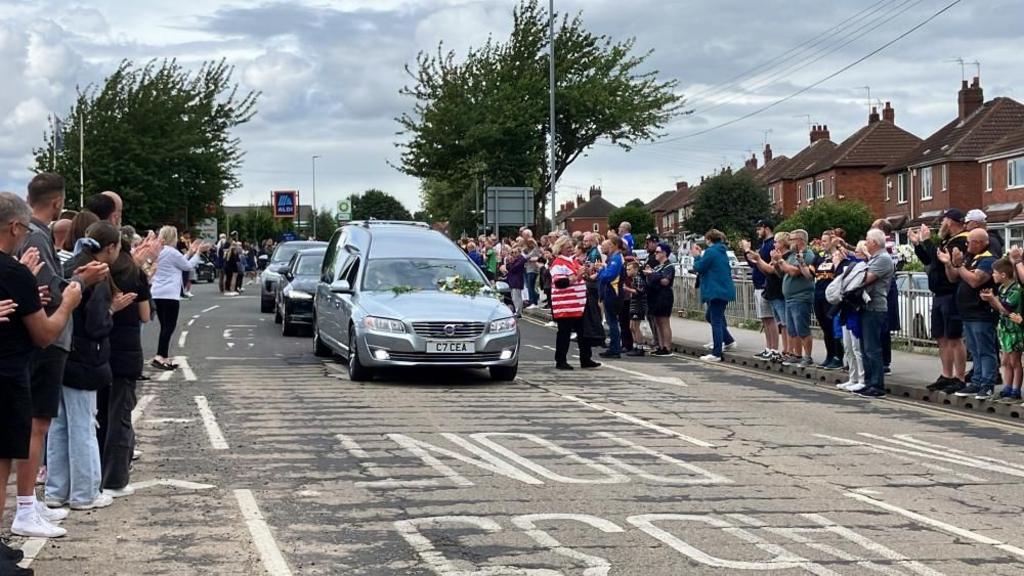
[21,281,1024,575]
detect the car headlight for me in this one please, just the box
[286,290,313,300]
[489,317,517,334]
[363,316,407,334]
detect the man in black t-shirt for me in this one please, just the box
[0,192,81,566]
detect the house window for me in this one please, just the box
[592,223,599,233]
[986,163,993,191]
[830,175,835,195]
[814,179,824,199]
[920,166,933,200]
[885,177,892,201]
[1009,158,1024,189]
[941,164,948,191]
[897,173,907,204]
[805,182,813,201]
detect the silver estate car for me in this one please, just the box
[313,221,519,382]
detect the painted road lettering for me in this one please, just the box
[340,431,730,488]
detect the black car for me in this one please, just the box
[195,254,217,283]
[276,247,327,336]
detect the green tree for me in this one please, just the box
[625,198,646,208]
[351,189,413,221]
[777,199,873,242]
[684,171,772,239]
[34,59,258,229]
[397,0,684,230]
[607,205,655,238]
[313,209,338,241]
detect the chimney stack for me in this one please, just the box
[744,153,758,171]
[958,76,984,121]
[810,124,830,143]
[589,186,602,199]
[577,194,585,207]
[763,143,773,164]
[675,181,689,194]
[869,106,880,124]
[882,101,895,123]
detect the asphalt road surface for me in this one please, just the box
[20,282,1024,575]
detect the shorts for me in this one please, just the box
[0,365,32,459]
[31,346,68,418]
[931,293,963,340]
[754,289,772,319]
[785,299,812,338]
[769,299,786,326]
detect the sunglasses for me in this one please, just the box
[10,220,30,233]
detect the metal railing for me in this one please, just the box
[673,271,936,349]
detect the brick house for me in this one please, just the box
[658,181,696,242]
[645,189,677,236]
[560,186,618,235]
[794,103,922,219]
[881,77,1024,232]
[753,143,791,214]
[765,126,837,216]
[978,127,1024,244]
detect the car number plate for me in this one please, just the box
[426,340,475,354]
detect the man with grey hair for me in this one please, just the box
[964,208,1003,258]
[0,191,82,556]
[775,229,816,367]
[618,221,634,253]
[853,228,895,397]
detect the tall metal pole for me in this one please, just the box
[548,0,557,232]
[312,155,320,239]
[79,107,85,208]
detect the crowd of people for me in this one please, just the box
[0,174,210,576]
[459,221,678,369]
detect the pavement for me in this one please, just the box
[11,281,1024,575]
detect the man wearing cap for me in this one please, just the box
[643,234,661,345]
[911,208,969,392]
[742,220,780,359]
[964,209,1003,258]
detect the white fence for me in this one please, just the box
[673,271,936,349]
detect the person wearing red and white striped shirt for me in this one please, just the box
[550,237,600,370]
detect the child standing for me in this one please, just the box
[981,258,1023,402]
[624,261,648,356]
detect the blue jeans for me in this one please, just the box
[525,272,539,305]
[604,300,622,354]
[784,299,812,338]
[861,310,886,392]
[707,299,733,357]
[46,386,102,506]
[963,321,998,388]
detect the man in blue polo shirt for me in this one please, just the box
[742,219,779,359]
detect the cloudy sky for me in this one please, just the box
[0,0,1019,213]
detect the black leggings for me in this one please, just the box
[97,377,136,490]
[555,317,593,366]
[813,297,843,361]
[154,299,181,358]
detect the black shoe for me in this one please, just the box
[599,351,621,359]
[580,361,602,369]
[555,363,574,370]
[0,562,33,576]
[626,349,646,357]
[926,376,951,391]
[0,542,24,563]
[942,378,966,394]
[856,387,886,398]
[883,365,892,374]
[652,348,672,356]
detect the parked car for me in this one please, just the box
[313,221,519,382]
[276,247,327,336]
[895,271,931,340]
[195,254,217,283]
[260,240,327,312]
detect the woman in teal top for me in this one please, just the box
[691,229,736,360]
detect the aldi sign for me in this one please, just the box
[272,190,298,218]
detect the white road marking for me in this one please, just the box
[132,394,155,426]
[511,514,624,576]
[130,478,215,490]
[205,356,278,360]
[194,396,229,450]
[542,345,556,351]
[597,433,732,485]
[234,489,293,576]
[471,433,629,484]
[178,330,188,348]
[227,342,236,349]
[175,357,196,381]
[817,433,1019,479]
[525,344,544,350]
[192,315,201,319]
[846,491,1024,561]
[201,305,220,313]
[891,434,1024,472]
[227,324,258,327]
[336,433,370,458]
[156,370,173,382]
[597,362,687,387]
[145,418,194,424]
[187,318,195,327]
[16,538,47,569]
[381,433,542,487]
[555,393,714,448]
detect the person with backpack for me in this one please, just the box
[827,241,869,391]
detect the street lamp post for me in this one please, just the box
[312,155,320,239]
[548,0,557,232]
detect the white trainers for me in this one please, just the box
[35,500,68,522]
[104,485,136,498]
[70,493,114,510]
[702,342,714,350]
[12,509,67,538]
[723,342,738,351]
[699,353,722,362]
[836,381,852,389]
[44,497,67,508]
[846,383,867,392]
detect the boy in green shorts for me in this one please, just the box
[980,258,1023,402]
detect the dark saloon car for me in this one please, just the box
[276,247,327,336]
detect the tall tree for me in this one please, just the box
[351,189,412,221]
[313,209,338,241]
[34,59,258,229]
[684,171,773,239]
[397,0,684,230]
[607,205,655,238]
[777,199,873,242]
